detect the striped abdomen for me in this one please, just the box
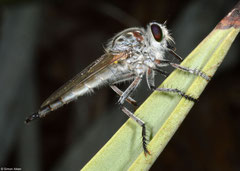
[35,63,131,119]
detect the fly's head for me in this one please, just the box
[145,22,174,59]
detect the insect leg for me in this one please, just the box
[118,75,150,154]
[120,105,150,155]
[118,75,143,105]
[170,63,211,81]
[110,85,138,107]
[146,68,155,90]
[154,59,210,81]
[153,68,169,78]
[147,68,197,102]
[154,87,197,102]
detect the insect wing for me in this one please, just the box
[41,52,128,108]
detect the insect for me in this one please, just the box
[25,22,210,154]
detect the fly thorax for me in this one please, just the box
[107,29,145,54]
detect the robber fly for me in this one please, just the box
[25,22,210,154]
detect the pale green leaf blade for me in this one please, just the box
[82,2,240,170]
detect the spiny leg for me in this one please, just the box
[110,72,139,108]
[153,87,197,102]
[153,68,169,78]
[170,63,211,81]
[154,58,211,81]
[118,75,143,105]
[146,67,197,102]
[146,68,155,90]
[120,105,150,155]
[110,85,138,108]
[153,59,210,99]
[117,75,150,154]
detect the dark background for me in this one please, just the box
[0,0,239,170]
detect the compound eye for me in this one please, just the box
[151,24,163,42]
